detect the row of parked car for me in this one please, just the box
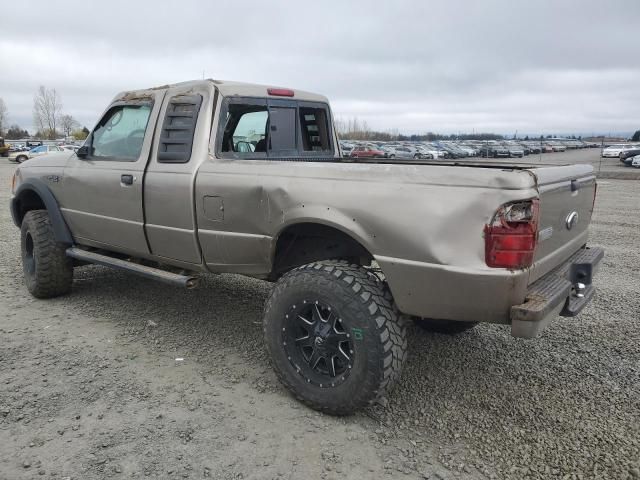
[6,137,638,167]
[339,139,600,160]
[600,143,640,167]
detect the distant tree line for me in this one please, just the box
[0,98,8,136]
[334,117,605,142]
[335,116,505,141]
[0,87,89,141]
[632,130,640,142]
[4,125,30,139]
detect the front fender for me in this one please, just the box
[11,178,74,245]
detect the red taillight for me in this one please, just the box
[485,199,539,269]
[267,88,294,97]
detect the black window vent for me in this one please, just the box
[157,94,203,163]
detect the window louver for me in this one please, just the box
[157,94,202,163]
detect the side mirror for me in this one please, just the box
[76,145,89,159]
[235,141,253,153]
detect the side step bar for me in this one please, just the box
[66,247,199,289]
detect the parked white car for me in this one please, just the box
[61,145,80,152]
[387,145,424,159]
[601,144,638,158]
[10,144,67,163]
[458,145,478,156]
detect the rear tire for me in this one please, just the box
[263,260,408,415]
[414,318,478,334]
[20,210,73,298]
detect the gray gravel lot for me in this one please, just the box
[0,156,638,480]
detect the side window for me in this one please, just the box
[91,104,152,160]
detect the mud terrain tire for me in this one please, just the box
[263,260,408,415]
[20,210,73,298]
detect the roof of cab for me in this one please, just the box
[115,79,329,104]
[212,79,329,103]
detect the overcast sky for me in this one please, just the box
[1,0,638,136]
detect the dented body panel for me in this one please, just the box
[194,159,540,323]
[10,79,601,334]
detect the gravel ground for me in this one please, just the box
[0,159,638,480]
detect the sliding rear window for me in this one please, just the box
[217,97,334,159]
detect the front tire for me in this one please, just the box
[21,210,73,298]
[263,260,408,415]
[414,318,478,334]
[16,155,27,163]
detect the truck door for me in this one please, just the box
[142,83,213,265]
[59,90,165,256]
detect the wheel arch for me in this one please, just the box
[11,179,73,245]
[270,219,374,280]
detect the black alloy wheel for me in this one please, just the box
[282,300,353,387]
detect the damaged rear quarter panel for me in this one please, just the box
[195,160,538,322]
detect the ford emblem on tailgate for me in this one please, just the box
[565,211,579,230]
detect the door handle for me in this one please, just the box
[121,174,134,185]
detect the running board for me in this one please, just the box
[66,247,199,289]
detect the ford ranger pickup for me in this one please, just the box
[10,80,603,414]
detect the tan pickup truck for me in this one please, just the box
[10,80,603,414]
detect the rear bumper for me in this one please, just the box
[511,246,604,338]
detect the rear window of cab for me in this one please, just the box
[217,97,334,159]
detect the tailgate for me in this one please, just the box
[529,164,596,284]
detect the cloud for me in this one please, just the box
[1,0,638,134]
